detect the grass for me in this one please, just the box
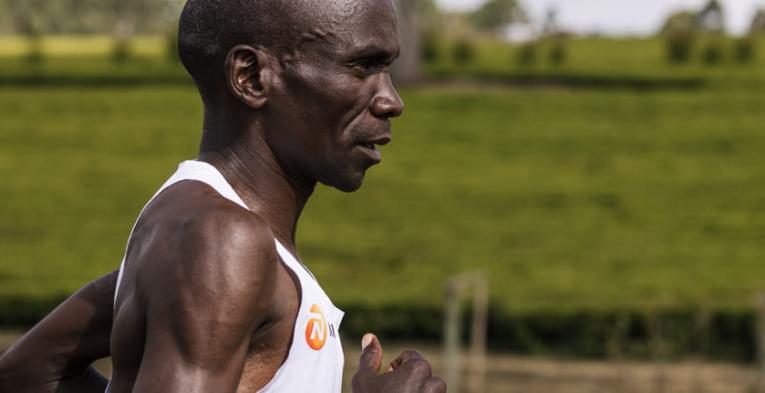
[1,36,765,323]
[2,86,765,315]
[0,35,167,58]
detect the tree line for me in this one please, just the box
[0,0,183,36]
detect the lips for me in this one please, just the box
[355,134,391,163]
[357,134,391,150]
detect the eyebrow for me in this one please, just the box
[346,44,399,62]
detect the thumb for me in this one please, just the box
[358,333,383,374]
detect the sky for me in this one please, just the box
[435,0,765,36]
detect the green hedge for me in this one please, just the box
[0,297,758,363]
[327,304,757,363]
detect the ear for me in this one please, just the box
[224,45,274,110]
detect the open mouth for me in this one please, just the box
[359,135,391,150]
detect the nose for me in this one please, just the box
[370,73,404,119]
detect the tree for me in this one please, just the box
[392,0,422,84]
[452,38,475,65]
[107,0,179,62]
[751,9,765,34]
[0,0,179,35]
[661,11,697,34]
[416,0,443,64]
[696,0,724,32]
[734,35,756,63]
[469,0,525,35]
[541,7,560,37]
[2,0,48,63]
[540,7,567,66]
[662,11,697,64]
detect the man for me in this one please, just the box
[0,0,446,392]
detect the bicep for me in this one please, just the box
[131,218,278,393]
[131,294,256,393]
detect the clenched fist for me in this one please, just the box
[352,334,446,393]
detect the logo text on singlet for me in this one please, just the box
[305,304,328,350]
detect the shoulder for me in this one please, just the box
[181,186,277,273]
[140,181,280,325]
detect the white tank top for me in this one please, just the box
[112,160,345,393]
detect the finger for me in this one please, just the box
[358,333,383,374]
[389,349,425,371]
[422,376,447,393]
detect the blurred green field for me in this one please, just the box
[427,36,765,89]
[1,36,765,321]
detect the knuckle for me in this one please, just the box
[351,372,364,388]
[407,358,432,377]
[423,376,447,393]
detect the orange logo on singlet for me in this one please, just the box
[305,304,328,350]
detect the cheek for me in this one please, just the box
[286,64,368,124]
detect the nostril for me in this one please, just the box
[371,95,404,118]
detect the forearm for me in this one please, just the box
[54,366,109,393]
[0,364,107,393]
[0,270,117,392]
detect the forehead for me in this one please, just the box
[311,0,399,58]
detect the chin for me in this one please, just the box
[331,178,364,193]
[322,171,366,193]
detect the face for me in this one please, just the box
[264,0,404,192]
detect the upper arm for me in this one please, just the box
[131,210,278,393]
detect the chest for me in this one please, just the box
[238,259,346,392]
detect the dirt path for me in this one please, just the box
[2,333,761,393]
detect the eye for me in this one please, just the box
[350,58,387,75]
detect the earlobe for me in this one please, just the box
[225,45,271,110]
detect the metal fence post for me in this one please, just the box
[468,274,488,393]
[444,280,462,392]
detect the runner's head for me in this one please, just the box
[179,0,404,192]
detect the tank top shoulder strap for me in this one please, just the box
[179,162,309,277]
[114,160,247,304]
[170,160,249,210]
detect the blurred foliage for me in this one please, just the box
[660,11,698,35]
[515,41,537,67]
[110,39,131,63]
[416,0,443,65]
[420,31,441,64]
[0,0,182,35]
[23,34,43,65]
[696,0,724,32]
[734,35,756,63]
[548,38,568,66]
[664,15,697,64]
[165,28,179,63]
[451,38,475,65]
[416,0,443,35]
[702,36,725,65]
[469,0,525,35]
[752,9,765,34]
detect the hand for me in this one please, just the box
[351,333,446,393]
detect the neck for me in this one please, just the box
[197,106,315,250]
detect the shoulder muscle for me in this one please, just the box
[144,199,278,369]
